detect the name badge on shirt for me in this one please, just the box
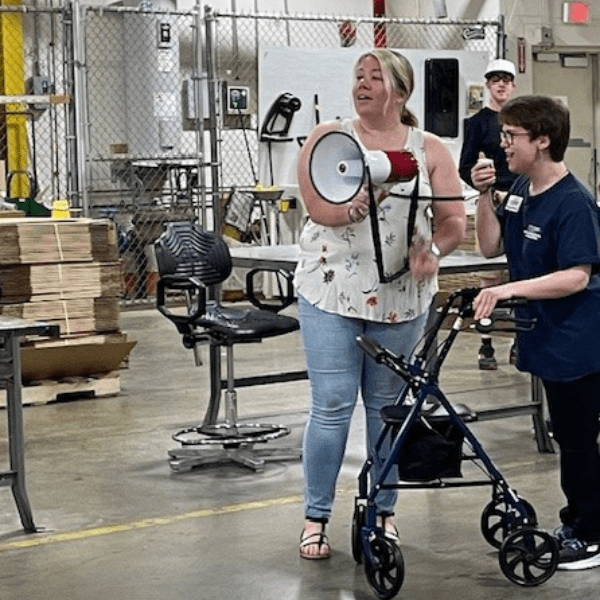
[505,195,523,213]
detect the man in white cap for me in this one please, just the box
[459,58,517,369]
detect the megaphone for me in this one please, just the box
[309,131,419,204]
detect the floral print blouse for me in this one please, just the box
[294,121,437,323]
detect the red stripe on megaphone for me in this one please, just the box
[385,151,419,182]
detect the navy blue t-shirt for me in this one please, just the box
[498,173,600,381]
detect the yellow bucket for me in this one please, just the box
[51,199,71,219]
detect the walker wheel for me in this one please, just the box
[351,503,366,564]
[499,527,558,586]
[481,495,537,549]
[363,534,404,600]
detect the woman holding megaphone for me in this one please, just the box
[295,49,466,559]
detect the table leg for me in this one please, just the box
[4,333,36,532]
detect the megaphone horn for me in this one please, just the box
[309,131,419,204]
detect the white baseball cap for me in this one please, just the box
[484,59,516,79]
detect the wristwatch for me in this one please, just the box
[430,242,441,258]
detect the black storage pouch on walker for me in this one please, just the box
[381,405,464,482]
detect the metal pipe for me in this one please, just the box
[497,13,506,59]
[231,0,239,76]
[205,5,222,233]
[71,0,88,214]
[48,5,59,200]
[194,0,207,225]
[61,0,83,212]
[207,10,496,27]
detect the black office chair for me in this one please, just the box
[154,221,305,472]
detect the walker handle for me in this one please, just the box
[356,335,386,362]
[474,298,535,334]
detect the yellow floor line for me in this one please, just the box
[2,460,542,555]
[0,494,304,553]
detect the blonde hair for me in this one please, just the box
[354,49,418,127]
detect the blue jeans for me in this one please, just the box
[298,295,428,521]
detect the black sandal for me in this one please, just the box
[299,519,330,560]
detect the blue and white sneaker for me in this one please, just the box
[558,537,600,571]
[553,524,576,546]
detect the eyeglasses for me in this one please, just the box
[488,74,514,83]
[500,130,530,145]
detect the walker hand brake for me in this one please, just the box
[356,335,413,381]
[474,310,536,334]
[357,335,388,362]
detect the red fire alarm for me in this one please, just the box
[563,2,591,24]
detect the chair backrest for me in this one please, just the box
[154,221,232,286]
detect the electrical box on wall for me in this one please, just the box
[227,86,250,115]
[157,22,172,48]
[26,75,54,116]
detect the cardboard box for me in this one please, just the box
[20,340,136,383]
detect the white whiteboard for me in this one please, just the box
[257,46,489,188]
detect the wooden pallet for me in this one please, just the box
[0,371,121,408]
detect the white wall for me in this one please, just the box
[258,46,488,175]
[501,0,600,48]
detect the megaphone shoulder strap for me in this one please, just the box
[368,170,420,284]
[405,173,421,261]
[367,169,387,283]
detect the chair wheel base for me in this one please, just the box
[172,422,291,446]
[168,422,301,472]
[168,442,302,473]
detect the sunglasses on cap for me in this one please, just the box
[487,73,514,83]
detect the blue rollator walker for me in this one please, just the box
[352,288,559,599]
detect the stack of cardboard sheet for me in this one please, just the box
[0,297,120,335]
[0,262,122,302]
[0,217,136,383]
[0,218,119,264]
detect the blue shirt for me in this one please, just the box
[498,173,600,381]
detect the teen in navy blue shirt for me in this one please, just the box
[498,173,600,380]
[472,95,600,571]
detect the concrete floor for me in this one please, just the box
[1,303,600,599]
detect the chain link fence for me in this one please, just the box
[79,5,205,302]
[208,11,503,191]
[0,5,503,304]
[205,10,503,280]
[0,4,73,218]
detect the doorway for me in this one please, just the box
[532,53,599,201]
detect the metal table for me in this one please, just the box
[229,245,554,454]
[0,317,60,532]
[229,245,510,274]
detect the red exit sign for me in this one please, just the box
[563,2,591,24]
